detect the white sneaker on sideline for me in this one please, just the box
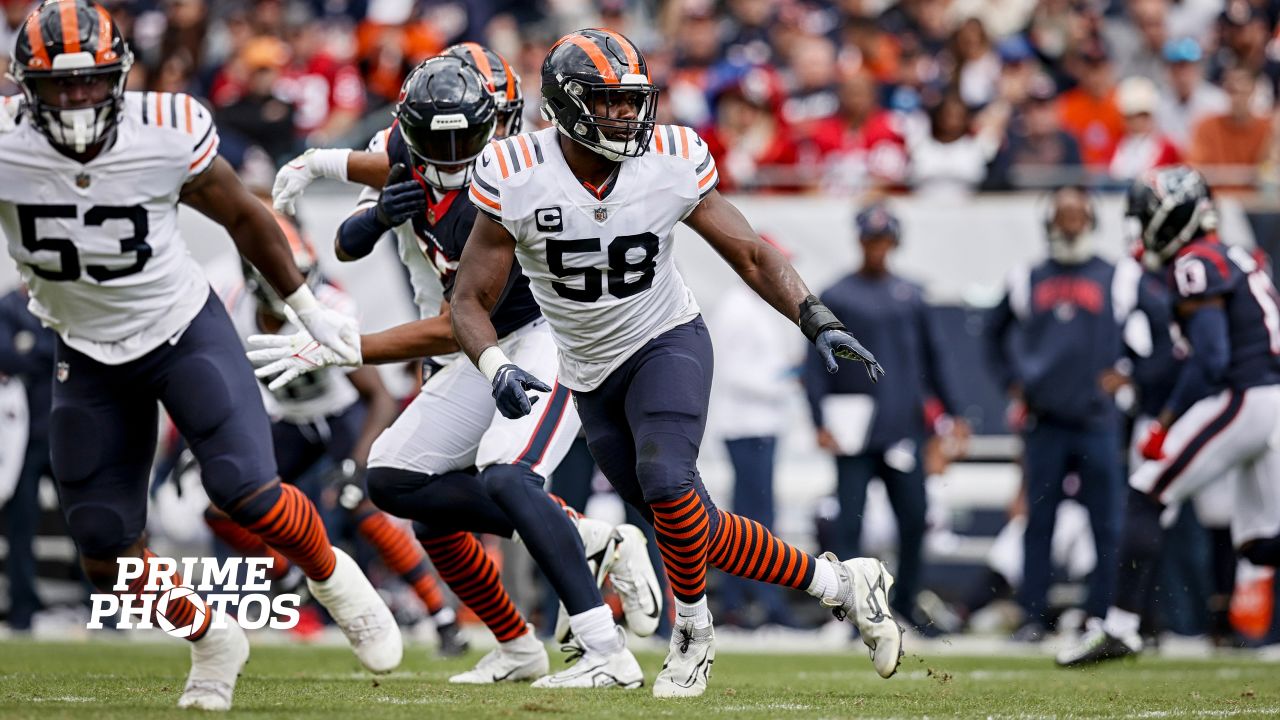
[177,621,250,711]
[307,546,403,673]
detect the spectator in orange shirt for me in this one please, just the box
[1057,46,1126,169]
[1189,66,1272,190]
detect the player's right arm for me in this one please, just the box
[451,213,550,419]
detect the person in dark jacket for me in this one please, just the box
[0,286,56,631]
[986,186,1157,639]
[804,203,967,627]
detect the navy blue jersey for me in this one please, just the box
[386,125,541,338]
[1166,237,1280,391]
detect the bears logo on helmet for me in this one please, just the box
[9,0,134,154]
[541,29,658,161]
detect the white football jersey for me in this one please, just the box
[359,127,445,319]
[468,126,717,391]
[225,279,359,424]
[0,92,217,364]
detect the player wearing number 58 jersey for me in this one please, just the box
[1059,166,1280,668]
[453,29,903,697]
[0,1,399,711]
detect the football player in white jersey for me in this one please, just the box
[0,1,398,710]
[450,29,902,697]
[255,51,662,688]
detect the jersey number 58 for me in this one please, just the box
[18,204,151,282]
[547,232,659,302]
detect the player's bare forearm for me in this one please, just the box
[346,365,397,465]
[360,315,459,364]
[348,151,391,188]
[182,156,305,296]
[684,189,812,322]
[451,213,517,364]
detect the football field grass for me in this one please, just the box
[2,638,1279,719]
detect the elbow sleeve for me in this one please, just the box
[337,207,390,260]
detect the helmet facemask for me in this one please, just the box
[398,111,495,191]
[12,51,132,154]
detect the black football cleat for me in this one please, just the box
[1056,625,1142,667]
[436,620,470,658]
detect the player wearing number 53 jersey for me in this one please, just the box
[0,1,399,711]
[453,29,903,698]
[1059,166,1280,668]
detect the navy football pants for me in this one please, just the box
[50,292,278,559]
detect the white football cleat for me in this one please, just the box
[652,617,715,698]
[177,621,250,711]
[307,546,403,674]
[609,524,662,637]
[531,629,643,689]
[819,553,903,679]
[449,626,549,684]
[554,517,620,643]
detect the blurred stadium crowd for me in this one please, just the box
[4,0,1280,193]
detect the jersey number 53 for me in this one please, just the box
[547,232,659,302]
[19,204,151,282]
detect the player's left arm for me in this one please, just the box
[182,156,361,363]
[683,189,885,380]
[345,365,398,466]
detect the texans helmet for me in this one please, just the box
[9,0,133,153]
[442,42,523,138]
[1126,166,1216,269]
[395,55,497,190]
[541,29,658,161]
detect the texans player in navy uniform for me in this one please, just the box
[1059,166,1280,666]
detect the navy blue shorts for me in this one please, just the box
[273,402,364,484]
[573,317,719,518]
[50,290,278,558]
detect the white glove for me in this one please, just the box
[272,148,351,214]
[247,328,359,392]
[0,97,21,134]
[284,285,362,365]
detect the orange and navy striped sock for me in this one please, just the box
[547,493,582,522]
[355,508,448,615]
[245,484,336,581]
[420,532,528,643]
[650,489,711,603]
[204,510,292,580]
[707,510,815,589]
[122,549,211,642]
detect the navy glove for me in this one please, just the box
[375,163,426,227]
[491,364,552,419]
[816,328,885,381]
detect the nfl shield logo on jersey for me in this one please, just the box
[56,361,70,383]
[75,172,90,189]
[594,206,608,223]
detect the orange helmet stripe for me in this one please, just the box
[497,54,518,102]
[59,0,81,54]
[595,29,641,78]
[565,35,618,84]
[461,42,495,89]
[26,11,52,69]
[94,4,115,63]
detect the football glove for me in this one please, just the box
[247,327,359,392]
[272,148,351,215]
[491,364,552,419]
[375,163,426,227]
[815,328,885,381]
[283,288,362,365]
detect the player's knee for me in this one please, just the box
[223,481,282,527]
[65,503,139,561]
[481,463,540,501]
[1239,536,1280,566]
[635,437,698,503]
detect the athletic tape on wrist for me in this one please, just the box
[477,346,513,383]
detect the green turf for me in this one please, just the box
[1,639,1278,719]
